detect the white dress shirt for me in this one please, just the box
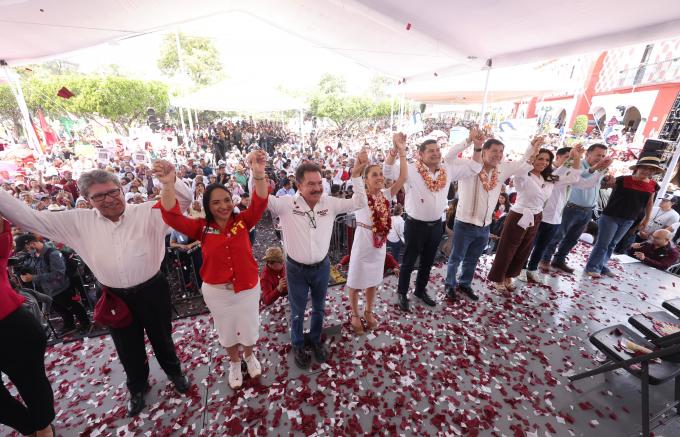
[0,178,192,288]
[542,164,598,225]
[511,168,580,229]
[455,144,533,227]
[646,207,680,233]
[383,142,482,222]
[268,177,366,264]
[387,215,405,243]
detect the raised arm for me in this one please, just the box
[555,145,584,186]
[389,133,409,198]
[383,135,401,181]
[153,160,192,212]
[333,149,369,215]
[0,189,78,245]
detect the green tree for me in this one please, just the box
[308,73,396,134]
[157,32,224,87]
[20,75,169,135]
[0,85,24,139]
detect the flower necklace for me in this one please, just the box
[415,160,447,192]
[478,167,499,191]
[367,191,392,248]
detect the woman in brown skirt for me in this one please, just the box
[488,138,581,291]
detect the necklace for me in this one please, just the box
[367,191,391,248]
[415,160,447,192]
[478,167,499,191]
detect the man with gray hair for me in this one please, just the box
[0,160,193,417]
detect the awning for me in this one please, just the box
[2,0,679,81]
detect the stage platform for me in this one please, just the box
[2,243,680,436]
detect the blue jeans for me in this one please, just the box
[585,215,634,274]
[445,220,490,288]
[386,240,403,263]
[546,204,594,264]
[286,257,330,348]
[527,222,560,271]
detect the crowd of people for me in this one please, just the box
[1,115,680,436]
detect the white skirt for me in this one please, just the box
[201,282,261,348]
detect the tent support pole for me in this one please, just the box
[187,107,195,138]
[480,58,493,125]
[1,63,43,155]
[175,28,189,140]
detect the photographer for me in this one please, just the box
[1,218,56,437]
[15,234,90,335]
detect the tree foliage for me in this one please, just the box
[0,74,169,136]
[308,73,396,134]
[157,32,224,87]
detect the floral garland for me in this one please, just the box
[367,191,392,248]
[415,160,447,192]
[478,167,499,191]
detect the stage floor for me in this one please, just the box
[3,243,680,436]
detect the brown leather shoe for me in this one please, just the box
[551,260,574,274]
[538,261,551,274]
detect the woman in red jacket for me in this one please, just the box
[0,217,55,437]
[157,151,269,390]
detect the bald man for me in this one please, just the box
[629,229,680,270]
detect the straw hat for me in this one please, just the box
[263,247,284,263]
[630,156,665,172]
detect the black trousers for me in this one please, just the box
[108,274,183,394]
[397,217,443,295]
[52,287,90,329]
[0,307,55,436]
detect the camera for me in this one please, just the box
[7,252,31,268]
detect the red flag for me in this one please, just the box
[37,109,57,146]
[57,86,75,99]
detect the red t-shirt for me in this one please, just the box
[0,219,26,320]
[157,191,268,292]
[260,264,286,305]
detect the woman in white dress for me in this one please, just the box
[347,134,408,334]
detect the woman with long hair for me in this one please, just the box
[0,216,55,437]
[488,139,581,291]
[346,135,408,334]
[157,151,269,390]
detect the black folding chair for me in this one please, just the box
[570,325,680,437]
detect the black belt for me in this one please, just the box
[406,215,442,227]
[287,255,328,269]
[105,271,163,294]
[565,202,593,211]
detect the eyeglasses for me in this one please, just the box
[89,188,121,202]
[304,210,317,229]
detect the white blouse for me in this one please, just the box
[511,168,579,229]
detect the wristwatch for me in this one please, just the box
[474,148,482,152]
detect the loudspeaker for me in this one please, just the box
[640,138,674,159]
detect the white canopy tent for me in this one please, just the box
[172,81,303,113]
[395,65,562,104]
[2,0,680,79]
[2,0,680,197]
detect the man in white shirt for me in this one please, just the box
[266,152,368,369]
[383,130,483,311]
[444,137,534,301]
[639,196,680,239]
[0,161,192,417]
